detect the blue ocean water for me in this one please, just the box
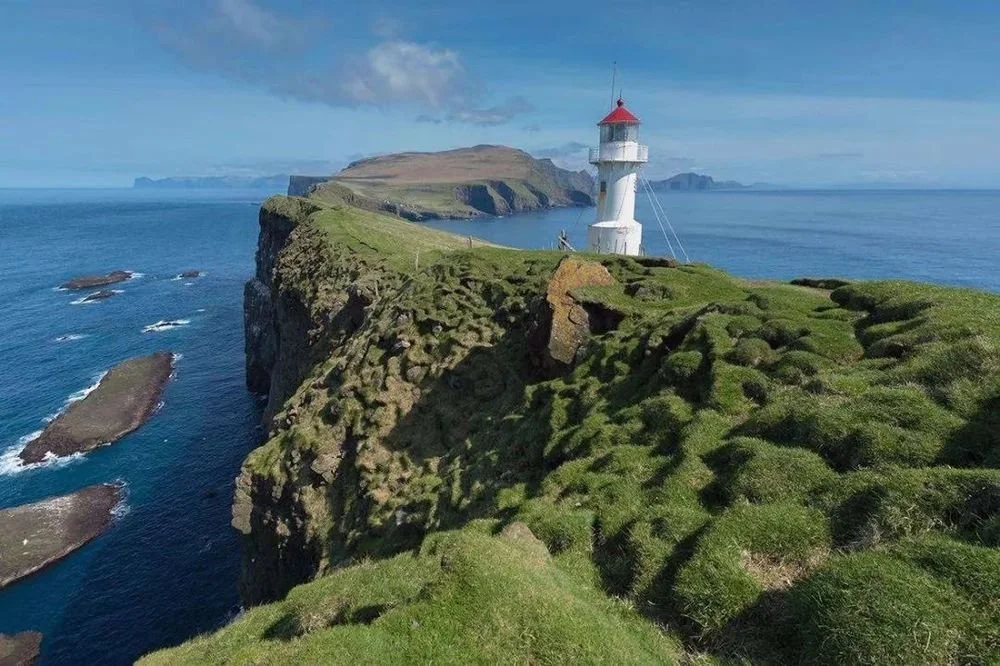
[426,190,1000,292]
[0,188,272,664]
[1,188,999,664]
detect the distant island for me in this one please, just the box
[288,145,594,220]
[133,175,289,190]
[649,172,746,191]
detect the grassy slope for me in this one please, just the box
[142,526,678,665]
[148,200,1000,664]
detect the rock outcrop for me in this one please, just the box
[60,271,131,290]
[82,290,117,302]
[0,484,121,589]
[0,631,42,666]
[528,257,616,376]
[19,352,173,463]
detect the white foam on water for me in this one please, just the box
[142,319,191,333]
[55,333,88,342]
[111,482,131,520]
[39,371,108,424]
[70,296,97,305]
[127,271,144,279]
[184,282,194,286]
[0,433,86,477]
[68,371,108,404]
[196,308,206,313]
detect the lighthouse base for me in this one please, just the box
[588,221,643,256]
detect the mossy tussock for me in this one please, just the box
[156,196,1000,664]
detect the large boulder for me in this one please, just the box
[529,257,615,376]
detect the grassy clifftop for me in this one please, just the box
[152,197,999,664]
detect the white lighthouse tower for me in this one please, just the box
[588,97,648,256]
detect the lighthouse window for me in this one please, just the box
[600,181,607,194]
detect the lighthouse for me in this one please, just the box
[588,97,648,256]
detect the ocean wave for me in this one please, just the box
[68,371,108,404]
[142,319,190,333]
[111,481,131,520]
[39,371,108,424]
[55,333,88,342]
[0,434,86,476]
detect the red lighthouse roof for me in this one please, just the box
[598,98,640,125]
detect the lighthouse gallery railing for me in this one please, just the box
[589,143,649,164]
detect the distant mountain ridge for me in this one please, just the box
[289,145,595,220]
[649,172,746,191]
[134,175,289,190]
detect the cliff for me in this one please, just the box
[292,145,594,220]
[156,195,1000,664]
[650,172,745,191]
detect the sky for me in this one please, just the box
[2,0,1000,188]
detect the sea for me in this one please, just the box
[0,188,270,665]
[0,188,998,665]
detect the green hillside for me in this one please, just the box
[146,197,999,664]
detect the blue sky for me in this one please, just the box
[2,0,1000,187]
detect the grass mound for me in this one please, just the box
[675,503,830,634]
[141,526,679,665]
[789,551,976,665]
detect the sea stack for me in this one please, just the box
[60,271,132,290]
[19,352,174,464]
[0,484,121,589]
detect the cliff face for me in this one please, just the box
[286,175,330,198]
[230,195,1000,663]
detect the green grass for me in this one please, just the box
[153,196,1000,664]
[141,527,679,665]
[311,201,491,273]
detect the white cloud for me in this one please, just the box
[342,41,465,108]
[214,0,292,46]
[445,97,535,126]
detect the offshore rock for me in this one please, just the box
[60,270,131,290]
[0,484,120,589]
[0,631,42,666]
[81,289,117,302]
[19,352,173,463]
[528,257,615,376]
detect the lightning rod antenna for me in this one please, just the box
[611,61,617,109]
